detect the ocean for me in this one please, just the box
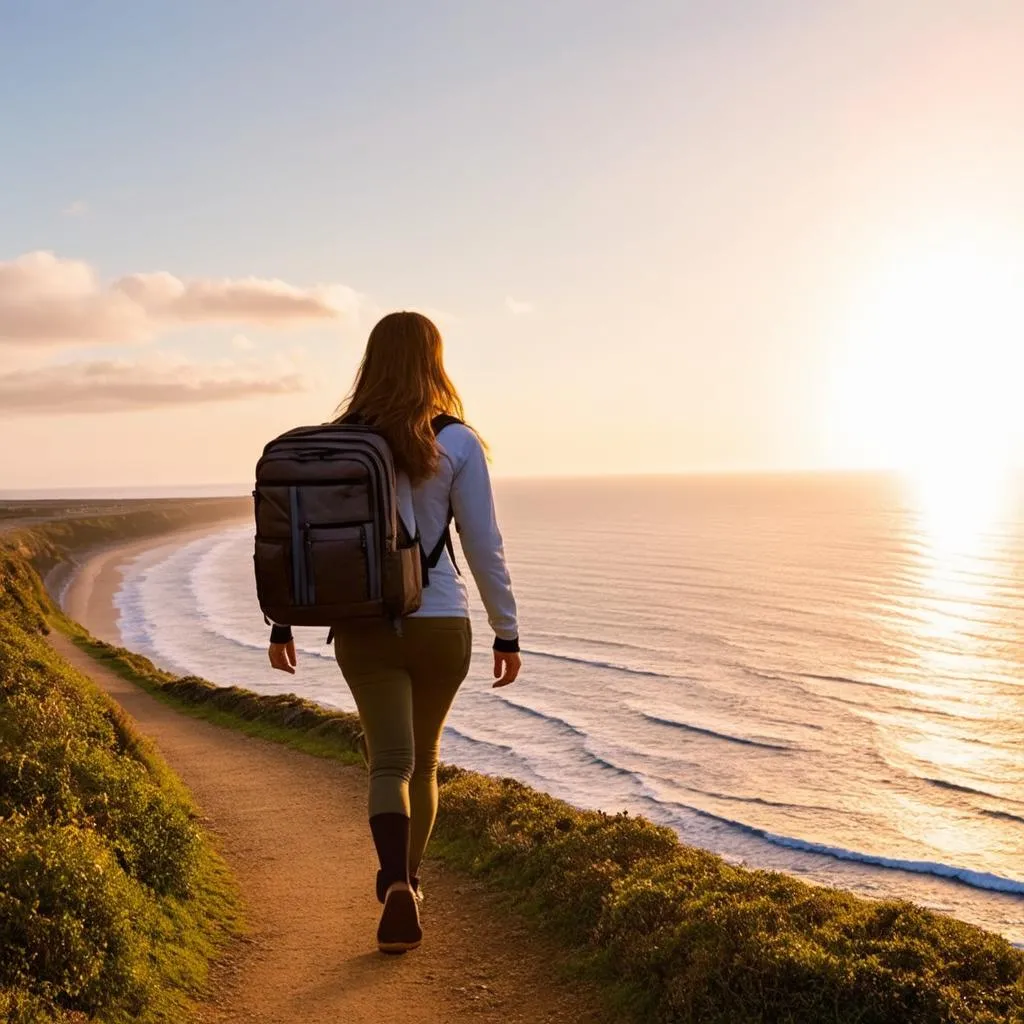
[104,474,1024,944]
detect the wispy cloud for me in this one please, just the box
[231,333,256,351]
[63,200,90,218]
[0,353,307,415]
[0,251,360,347]
[505,295,535,316]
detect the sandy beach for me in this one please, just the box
[59,524,235,646]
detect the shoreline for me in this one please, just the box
[50,516,1024,950]
[60,523,240,646]
[22,512,1024,1007]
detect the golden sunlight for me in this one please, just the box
[903,432,1010,685]
[832,224,1024,478]
[911,461,1007,561]
[832,225,1022,681]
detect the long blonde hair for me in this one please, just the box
[337,312,466,484]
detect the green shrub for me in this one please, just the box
[0,536,239,1023]
[67,744,200,896]
[0,986,56,1024]
[432,776,1024,1024]
[0,815,149,1018]
[0,628,201,897]
[0,549,52,635]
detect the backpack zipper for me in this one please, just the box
[303,522,315,604]
[289,487,306,606]
[362,523,381,601]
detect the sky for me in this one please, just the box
[2,0,1024,490]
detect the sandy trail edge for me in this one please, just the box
[50,538,602,1024]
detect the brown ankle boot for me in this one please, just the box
[377,882,422,954]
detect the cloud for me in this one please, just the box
[231,333,256,351]
[0,354,307,415]
[0,252,148,344]
[63,200,90,218]
[0,251,358,347]
[505,295,535,316]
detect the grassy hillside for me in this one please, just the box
[70,630,1024,1024]
[5,510,1024,1023]
[0,513,242,1023]
[4,497,248,576]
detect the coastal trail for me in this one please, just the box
[49,631,602,1024]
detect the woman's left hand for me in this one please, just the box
[492,651,521,688]
[269,640,297,674]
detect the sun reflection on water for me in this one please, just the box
[892,464,1015,777]
[907,464,1009,644]
[912,462,1008,560]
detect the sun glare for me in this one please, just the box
[833,225,1021,668]
[833,225,1024,482]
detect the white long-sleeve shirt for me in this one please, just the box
[395,423,518,641]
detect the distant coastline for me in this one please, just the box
[0,485,252,500]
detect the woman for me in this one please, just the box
[266,311,521,954]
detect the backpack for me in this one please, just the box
[252,414,462,628]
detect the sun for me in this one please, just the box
[829,224,1022,665]
[831,223,1024,481]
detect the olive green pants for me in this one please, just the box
[333,617,472,875]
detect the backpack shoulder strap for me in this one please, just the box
[420,414,464,580]
[431,413,463,434]
[422,520,460,578]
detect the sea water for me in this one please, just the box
[108,474,1024,944]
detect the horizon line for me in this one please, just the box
[5,465,1001,501]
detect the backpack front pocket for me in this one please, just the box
[254,538,294,608]
[306,526,370,606]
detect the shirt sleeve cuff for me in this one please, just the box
[492,635,520,654]
[270,623,294,644]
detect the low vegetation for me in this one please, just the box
[3,509,1024,1023]
[0,519,241,1024]
[433,771,1024,1023]
[73,632,364,767]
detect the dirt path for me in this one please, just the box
[50,632,602,1024]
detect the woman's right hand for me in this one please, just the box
[269,640,297,674]
[492,651,521,688]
